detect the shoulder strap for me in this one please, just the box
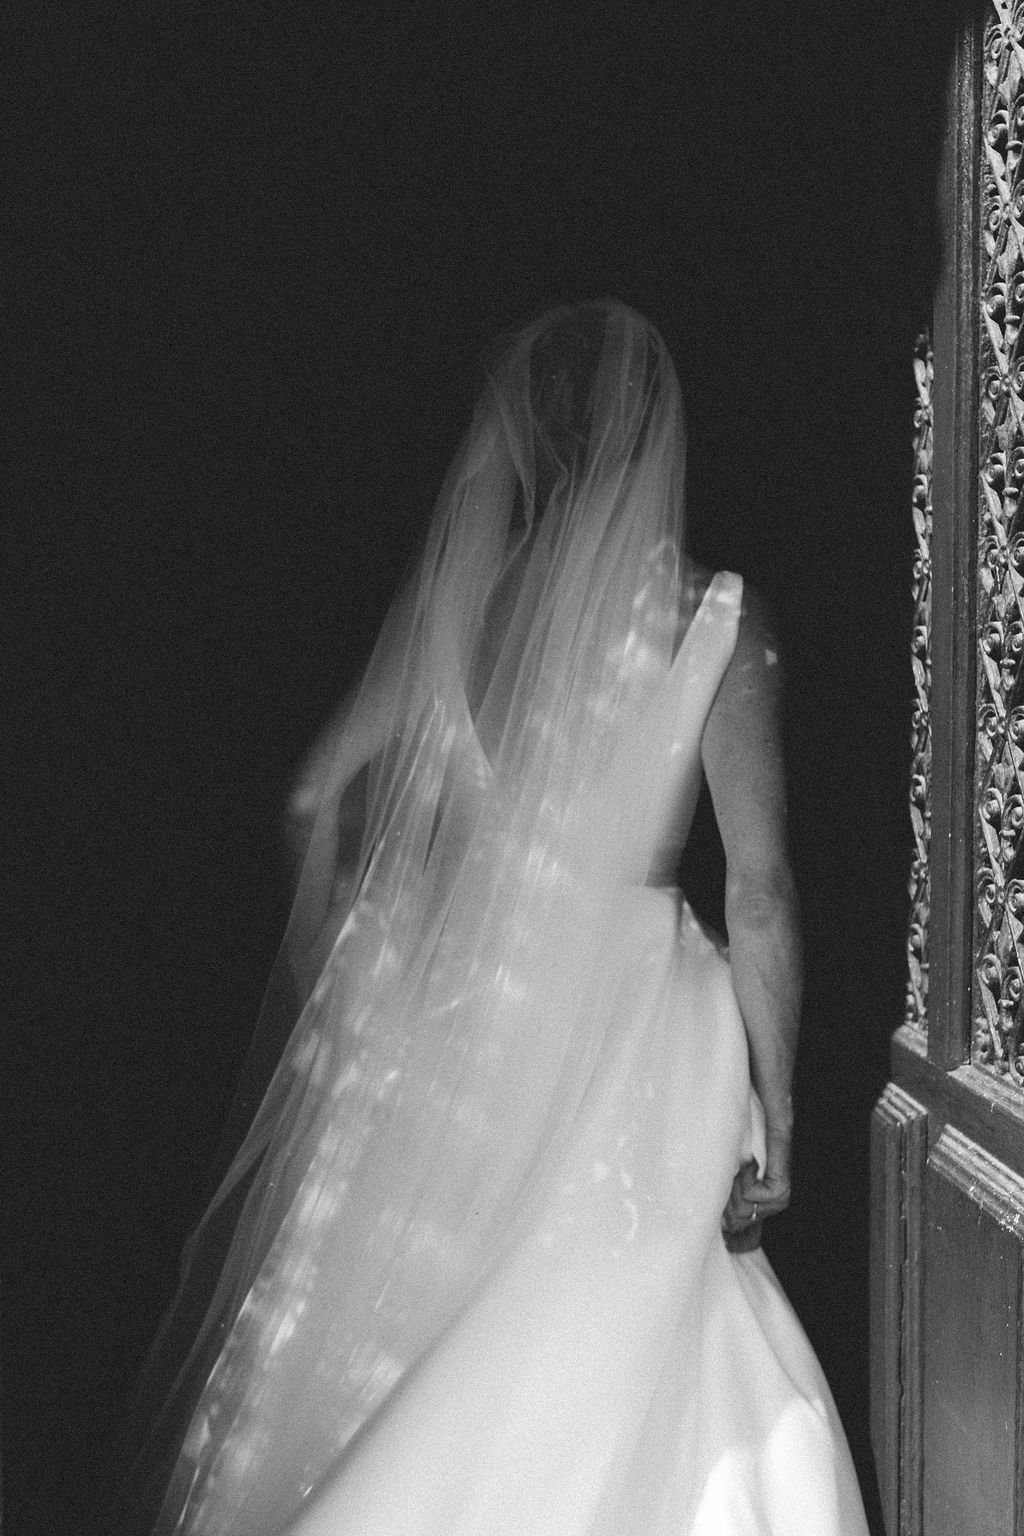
[666,571,742,751]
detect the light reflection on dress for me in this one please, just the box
[129,302,868,1536]
[168,575,867,1536]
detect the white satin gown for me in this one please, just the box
[260,572,870,1536]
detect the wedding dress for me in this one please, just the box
[109,301,868,1535]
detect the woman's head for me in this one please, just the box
[481,298,683,525]
[414,298,686,696]
[527,305,607,500]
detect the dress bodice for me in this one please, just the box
[613,570,743,885]
[137,561,873,1536]
[450,570,743,893]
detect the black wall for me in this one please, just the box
[8,3,969,1531]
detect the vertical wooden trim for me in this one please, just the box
[900,1104,926,1536]
[870,1091,903,1530]
[929,17,980,1071]
[1019,1264,1024,1536]
[870,1084,927,1536]
[923,1126,1024,1533]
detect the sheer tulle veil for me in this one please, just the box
[106,298,694,1533]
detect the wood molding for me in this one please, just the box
[929,15,980,1072]
[870,1084,927,1536]
[893,1023,1024,1177]
[924,1123,1024,1532]
[929,1122,1024,1237]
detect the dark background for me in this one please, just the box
[7,2,969,1531]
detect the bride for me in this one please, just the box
[108,299,869,1534]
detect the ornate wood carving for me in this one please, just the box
[906,334,933,1034]
[875,17,1024,1533]
[976,4,1024,1083]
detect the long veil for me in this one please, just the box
[106,298,691,1534]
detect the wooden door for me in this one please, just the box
[870,9,1024,1533]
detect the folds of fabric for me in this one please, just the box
[103,301,713,1533]
[239,889,864,1536]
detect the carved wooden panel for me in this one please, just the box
[869,1084,926,1536]
[922,1124,1024,1532]
[976,3,1024,1083]
[876,13,1024,1533]
[906,335,933,1035]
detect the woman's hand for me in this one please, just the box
[702,586,800,1257]
[721,1128,792,1253]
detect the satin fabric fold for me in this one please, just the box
[107,301,708,1533]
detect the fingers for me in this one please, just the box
[720,1118,794,1251]
[739,1153,790,1202]
[722,1193,785,1233]
[720,1156,791,1244]
[724,1219,763,1253]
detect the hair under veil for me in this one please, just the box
[106,298,693,1534]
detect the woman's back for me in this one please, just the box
[106,303,866,1536]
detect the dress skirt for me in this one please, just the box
[278,886,868,1536]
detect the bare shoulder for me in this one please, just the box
[738,577,778,638]
[730,579,783,692]
[701,578,789,873]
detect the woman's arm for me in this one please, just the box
[279,585,421,998]
[282,582,421,880]
[700,584,802,1246]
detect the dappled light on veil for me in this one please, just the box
[104,301,867,1536]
